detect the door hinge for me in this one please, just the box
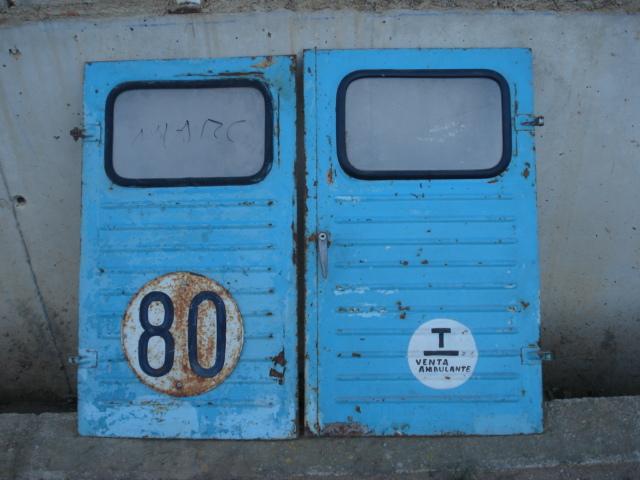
[80,123,103,143]
[515,114,544,131]
[68,349,98,368]
[521,346,553,365]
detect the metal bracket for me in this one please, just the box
[513,114,544,157]
[82,123,103,143]
[516,114,544,131]
[68,349,98,368]
[521,346,553,365]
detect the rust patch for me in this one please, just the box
[69,127,85,142]
[8,47,21,59]
[121,272,244,397]
[269,368,284,384]
[251,56,274,69]
[272,349,286,367]
[291,221,297,265]
[397,301,410,320]
[270,349,286,385]
[322,422,369,436]
[307,232,318,243]
[396,301,410,312]
[522,162,531,179]
[326,168,334,185]
[520,300,530,310]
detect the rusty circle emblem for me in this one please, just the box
[121,272,243,397]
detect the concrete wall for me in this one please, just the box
[0,6,639,405]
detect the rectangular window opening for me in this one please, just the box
[337,70,512,180]
[105,80,272,187]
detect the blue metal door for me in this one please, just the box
[78,56,297,438]
[304,49,542,435]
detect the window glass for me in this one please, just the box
[108,84,268,185]
[341,75,506,177]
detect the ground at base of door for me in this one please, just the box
[1,396,638,480]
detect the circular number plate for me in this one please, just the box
[121,272,243,397]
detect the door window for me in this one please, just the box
[338,71,510,179]
[107,80,271,186]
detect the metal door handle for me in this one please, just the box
[318,231,329,279]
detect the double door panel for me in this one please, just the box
[79,49,541,438]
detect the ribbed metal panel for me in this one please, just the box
[305,48,542,436]
[78,56,297,439]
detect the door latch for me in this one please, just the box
[521,346,553,365]
[318,231,329,279]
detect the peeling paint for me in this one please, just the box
[251,56,274,69]
[269,368,284,384]
[321,422,369,436]
[326,168,333,185]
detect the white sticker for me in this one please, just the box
[407,318,478,390]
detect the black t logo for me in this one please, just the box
[424,328,459,357]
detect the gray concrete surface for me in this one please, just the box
[0,396,638,479]
[0,9,639,404]
[2,0,640,24]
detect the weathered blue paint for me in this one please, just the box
[79,56,298,439]
[304,49,542,436]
